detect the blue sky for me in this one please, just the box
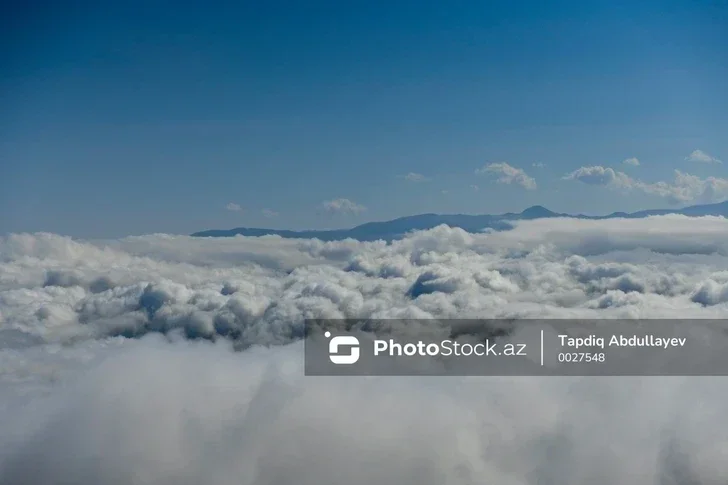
[1,0,727,237]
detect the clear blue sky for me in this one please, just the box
[1,0,727,237]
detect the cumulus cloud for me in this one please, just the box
[564,165,631,187]
[564,166,728,204]
[225,203,243,212]
[7,217,728,347]
[321,198,366,215]
[476,163,537,190]
[686,149,722,164]
[623,157,640,166]
[403,172,429,183]
[261,209,278,218]
[3,218,728,483]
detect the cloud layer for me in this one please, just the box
[3,216,728,483]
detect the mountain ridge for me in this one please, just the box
[192,200,728,242]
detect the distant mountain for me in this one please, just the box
[191,200,728,242]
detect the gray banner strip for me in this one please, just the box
[303,319,728,376]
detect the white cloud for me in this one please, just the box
[403,172,429,183]
[262,209,279,218]
[7,217,728,347]
[564,166,728,204]
[225,203,243,212]
[564,166,631,187]
[623,157,640,166]
[470,184,479,191]
[532,162,545,168]
[3,219,728,483]
[476,163,537,190]
[686,149,722,164]
[321,198,367,215]
[441,190,449,195]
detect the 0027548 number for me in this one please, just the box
[557,352,605,363]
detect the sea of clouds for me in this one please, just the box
[1,215,728,484]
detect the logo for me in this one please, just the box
[325,331,360,364]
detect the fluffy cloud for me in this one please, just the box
[7,217,728,346]
[623,157,640,166]
[403,172,429,182]
[225,203,243,212]
[564,166,728,204]
[476,163,537,190]
[321,198,367,215]
[3,217,728,483]
[563,166,631,187]
[685,149,722,164]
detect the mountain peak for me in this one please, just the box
[520,205,556,218]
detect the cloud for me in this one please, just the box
[564,166,633,187]
[623,157,640,166]
[532,162,545,168]
[321,198,367,215]
[403,172,429,183]
[262,209,279,218]
[3,219,728,483]
[7,217,728,347]
[441,190,449,194]
[3,335,727,485]
[225,203,243,212]
[476,163,537,190]
[685,149,722,164]
[564,166,728,204]
[470,185,479,191]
